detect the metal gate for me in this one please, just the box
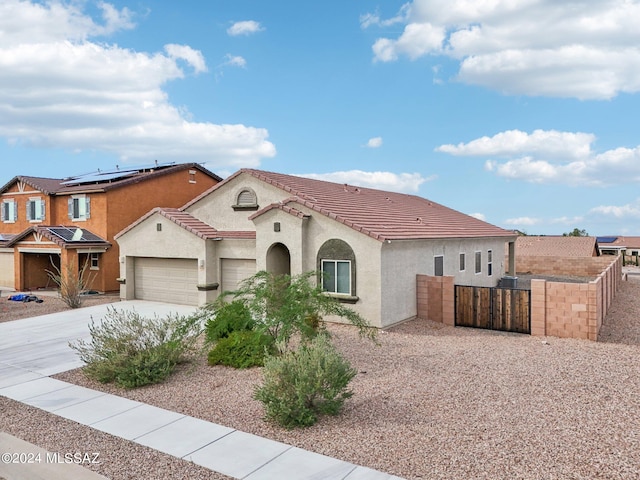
[455,285,531,334]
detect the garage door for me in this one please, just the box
[134,257,198,305]
[0,250,14,289]
[221,258,256,294]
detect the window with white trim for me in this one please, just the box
[321,259,351,295]
[475,251,482,274]
[26,197,45,222]
[68,195,91,221]
[1,199,17,223]
[90,252,100,270]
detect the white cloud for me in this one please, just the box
[365,137,383,148]
[469,213,486,221]
[367,0,640,99]
[300,170,433,193]
[438,129,640,186]
[227,20,264,36]
[590,200,640,219]
[551,216,585,225]
[0,1,275,168]
[221,54,247,68]
[165,44,207,73]
[504,217,540,226]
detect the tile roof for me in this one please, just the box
[515,236,599,257]
[115,208,256,241]
[235,169,515,242]
[597,236,640,249]
[249,202,311,221]
[0,163,221,195]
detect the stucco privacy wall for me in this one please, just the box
[530,255,622,340]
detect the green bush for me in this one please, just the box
[204,299,255,344]
[70,307,202,388]
[207,330,276,369]
[254,335,357,429]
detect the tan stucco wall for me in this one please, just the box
[380,236,513,326]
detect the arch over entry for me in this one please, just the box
[266,242,291,277]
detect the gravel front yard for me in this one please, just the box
[2,281,640,479]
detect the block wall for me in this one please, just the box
[416,274,454,326]
[516,255,616,277]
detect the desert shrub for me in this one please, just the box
[207,330,276,369]
[46,257,96,309]
[203,299,255,344]
[225,271,376,353]
[254,335,357,429]
[70,307,202,388]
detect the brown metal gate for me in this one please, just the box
[455,285,531,334]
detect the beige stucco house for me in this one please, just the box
[116,169,517,328]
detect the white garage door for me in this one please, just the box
[0,250,15,289]
[134,257,199,305]
[221,258,256,294]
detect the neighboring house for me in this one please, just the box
[596,236,640,259]
[515,236,601,259]
[116,169,517,328]
[0,163,221,292]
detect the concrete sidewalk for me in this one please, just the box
[0,301,403,480]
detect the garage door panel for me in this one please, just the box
[134,257,198,305]
[0,251,15,288]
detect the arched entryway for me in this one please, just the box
[266,243,291,277]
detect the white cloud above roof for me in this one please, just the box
[0,1,275,168]
[364,0,640,99]
[300,170,433,193]
[437,129,640,186]
[227,20,264,36]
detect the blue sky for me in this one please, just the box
[2,1,640,236]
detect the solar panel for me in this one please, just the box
[60,171,138,185]
[596,236,618,244]
[47,227,106,243]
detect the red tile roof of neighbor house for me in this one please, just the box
[0,163,221,195]
[201,169,515,242]
[597,236,640,249]
[115,208,256,240]
[515,236,599,257]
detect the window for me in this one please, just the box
[232,188,258,211]
[26,198,45,222]
[322,260,351,295]
[434,255,444,276]
[189,169,196,183]
[317,239,357,301]
[90,252,100,270]
[459,253,466,272]
[475,251,482,274]
[68,195,91,220]
[1,199,17,223]
[487,250,493,276]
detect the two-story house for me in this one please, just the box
[0,162,221,293]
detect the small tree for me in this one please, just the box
[563,228,589,237]
[218,270,376,353]
[46,256,96,308]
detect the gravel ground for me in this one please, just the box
[0,292,119,323]
[3,281,640,479]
